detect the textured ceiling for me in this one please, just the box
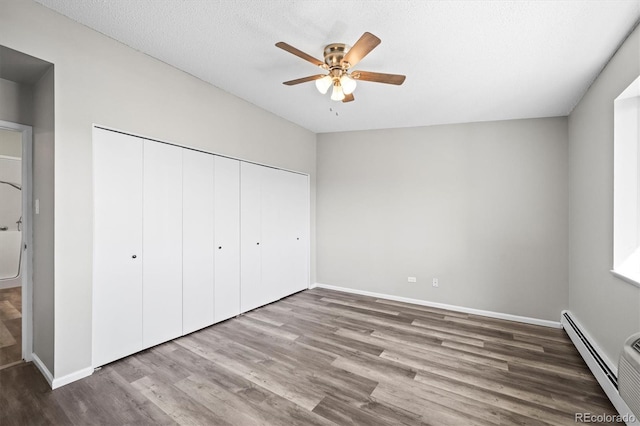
[35,0,640,133]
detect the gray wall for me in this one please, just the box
[32,66,55,374]
[568,24,640,366]
[317,117,569,321]
[1,0,316,379]
[0,78,32,125]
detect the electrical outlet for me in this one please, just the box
[408,277,417,283]
[432,278,439,287]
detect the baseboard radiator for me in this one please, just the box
[562,311,639,425]
[563,312,618,388]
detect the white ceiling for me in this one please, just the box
[35,0,640,133]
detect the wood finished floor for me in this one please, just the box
[0,286,22,369]
[0,288,619,425]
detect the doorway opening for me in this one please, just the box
[0,122,32,370]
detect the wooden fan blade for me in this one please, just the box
[282,74,326,86]
[352,70,406,85]
[342,32,381,68]
[342,93,355,103]
[276,42,325,68]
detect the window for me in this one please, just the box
[613,75,640,287]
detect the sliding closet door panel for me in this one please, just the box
[93,129,143,367]
[183,150,215,334]
[214,156,240,322]
[240,162,263,312]
[143,141,183,348]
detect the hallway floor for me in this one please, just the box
[0,286,22,369]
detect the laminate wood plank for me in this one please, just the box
[331,351,418,383]
[294,335,363,360]
[323,301,416,325]
[132,375,229,425]
[338,327,509,371]
[235,314,300,340]
[483,340,593,370]
[178,337,325,411]
[214,320,338,365]
[0,320,16,348]
[55,368,175,426]
[109,353,156,383]
[348,396,430,426]
[0,288,617,425]
[211,326,380,405]
[373,297,470,318]
[412,372,588,426]
[371,381,499,426]
[0,287,21,368]
[319,297,403,316]
[242,310,287,326]
[0,363,72,426]
[381,345,605,419]
[441,340,596,381]
[446,315,570,343]
[312,394,391,426]
[165,346,337,426]
[411,317,545,351]
[285,324,384,357]
[176,374,336,426]
[0,300,21,320]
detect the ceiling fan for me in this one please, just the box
[276,32,406,103]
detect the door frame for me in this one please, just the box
[0,119,34,362]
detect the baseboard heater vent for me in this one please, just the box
[563,312,618,389]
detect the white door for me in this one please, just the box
[284,171,310,295]
[93,128,143,367]
[261,167,288,301]
[183,149,215,334]
[240,162,264,312]
[214,156,240,322]
[143,141,183,348]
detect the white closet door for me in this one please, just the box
[93,128,143,367]
[143,141,183,348]
[261,167,288,301]
[214,156,240,322]
[183,150,215,334]
[285,172,310,294]
[240,162,263,312]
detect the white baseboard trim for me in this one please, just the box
[561,311,639,426]
[312,283,561,328]
[31,353,53,388]
[51,366,94,389]
[32,353,94,389]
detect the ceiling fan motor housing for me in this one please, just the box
[323,43,350,69]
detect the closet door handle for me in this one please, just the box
[132,255,137,259]
[256,242,260,245]
[218,246,222,249]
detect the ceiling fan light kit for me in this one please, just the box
[315,75,333,94]
[330,82,345,101]
[276,32,406,103]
